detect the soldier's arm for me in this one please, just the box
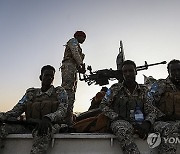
[3,95,27,120]
[144,98,164,125]
[67,38,83,66]
[146,80,165,106]
[141,84,164,124]
[99,84,120,121]
[44,87,68,123]
[3,87,36,120]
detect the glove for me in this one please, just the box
[134,121,151,140]
[36,117,52,136]
[77,63,86,74]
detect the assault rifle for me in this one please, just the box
[79,61,167,86]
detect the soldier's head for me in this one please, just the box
[74,31,86,44]
[122,60,137,83]
[39,65,55,88]
[167,59,180,84]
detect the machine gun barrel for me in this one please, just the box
[136,61,167,71]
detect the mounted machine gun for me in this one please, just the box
[79,41,167,86]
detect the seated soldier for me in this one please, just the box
[100,60,160,154]
[88,86,108,110]
[0,65,68,154]
[148,59,180,154]
[75,87,108,122]
[73,87,108,133]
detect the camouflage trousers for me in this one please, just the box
[61,62,77,113]
[153,121,180,154]
[0,123,60,154]
[110,120,140,154]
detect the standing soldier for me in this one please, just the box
[61,31,86,125]
[147,59,180,154]
[0,65,68,154]
[100,60,160,154]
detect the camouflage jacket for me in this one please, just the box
[62,38,85,67]
[147,77,179,103]
[2,86,68,123]
[147,77,180,117]
[100,82,160,125]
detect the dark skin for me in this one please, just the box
[122,64,137,94]
[75,35,86,44]
[169,62,180,90]
[40,69,55,92]
[35,69,55,135]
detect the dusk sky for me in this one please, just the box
[1,0,180,112]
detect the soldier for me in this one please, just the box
[88,86,108,111]
[147,59,180,154]
[100,60,160,154]
[75,87,108,122]
[0,65,68,154]
[61,31,86,125]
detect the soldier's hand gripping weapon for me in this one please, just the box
[77,63,86,74]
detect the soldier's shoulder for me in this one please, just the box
[110,83,122,90]
[26,87,36,93]
[155,79,167,87]
[55,86,66,93]
[138,84,149,94]
[67,38,79,46]
[157,78,166,83]
[139,84,148,90]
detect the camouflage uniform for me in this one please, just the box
[0,85,68,154]
[100,82,159,154]
[147,77,180,154]
[61,38,85,120]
